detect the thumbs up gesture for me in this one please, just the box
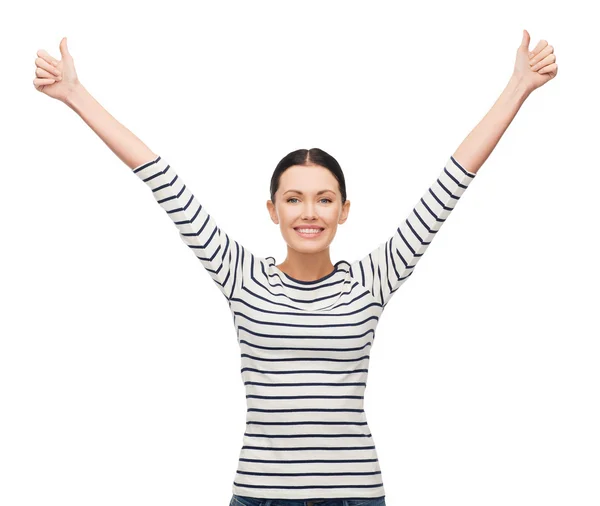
[513,30,558,94]
[33,37,81,102]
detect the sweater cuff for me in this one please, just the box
[449,155,477,179]
[132,155,165,180]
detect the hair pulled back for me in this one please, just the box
[269,148,347,205]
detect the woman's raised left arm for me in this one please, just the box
[348,31,558,309]
[453,29,558,175]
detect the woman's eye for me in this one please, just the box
[286,198,332,204]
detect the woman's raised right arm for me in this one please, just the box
[34,38,249,302]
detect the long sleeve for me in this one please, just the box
[349,155,477,308]
[132,155,247,302]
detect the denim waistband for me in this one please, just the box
[231,493,386,506]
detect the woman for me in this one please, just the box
[33,30,557,506]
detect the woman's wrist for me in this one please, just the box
[63,82,87,110]
[507,74,533,102]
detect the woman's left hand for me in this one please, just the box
[513,29,558,94]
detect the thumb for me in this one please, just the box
[59,37,71,59]
[520,29,530,52]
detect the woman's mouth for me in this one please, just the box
[294,227,324,239]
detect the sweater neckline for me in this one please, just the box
[267,258,347,285]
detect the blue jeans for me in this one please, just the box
[230,494,386,506]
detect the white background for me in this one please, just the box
[3,1,599,505]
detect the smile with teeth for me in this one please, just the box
[294,227,324,238]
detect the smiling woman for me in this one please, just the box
[130,151,476,502]
[125,146,475,506]
[125,145,475,502]
[34,28,557,505]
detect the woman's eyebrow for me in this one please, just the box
[283,189,335,195]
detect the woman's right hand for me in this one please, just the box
[33,37,80,102]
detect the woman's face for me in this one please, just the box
[267,164,351,254]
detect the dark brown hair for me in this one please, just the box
[269,148,347,204]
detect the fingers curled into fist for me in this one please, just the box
[515,31,558,94]
[528,41,557,73]
[33,38,79,101]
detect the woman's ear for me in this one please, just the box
[339,199,351,225]
[266,200,279,225]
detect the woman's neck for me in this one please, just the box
[276,252,335,282]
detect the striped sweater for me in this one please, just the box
[132,154,476,501]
